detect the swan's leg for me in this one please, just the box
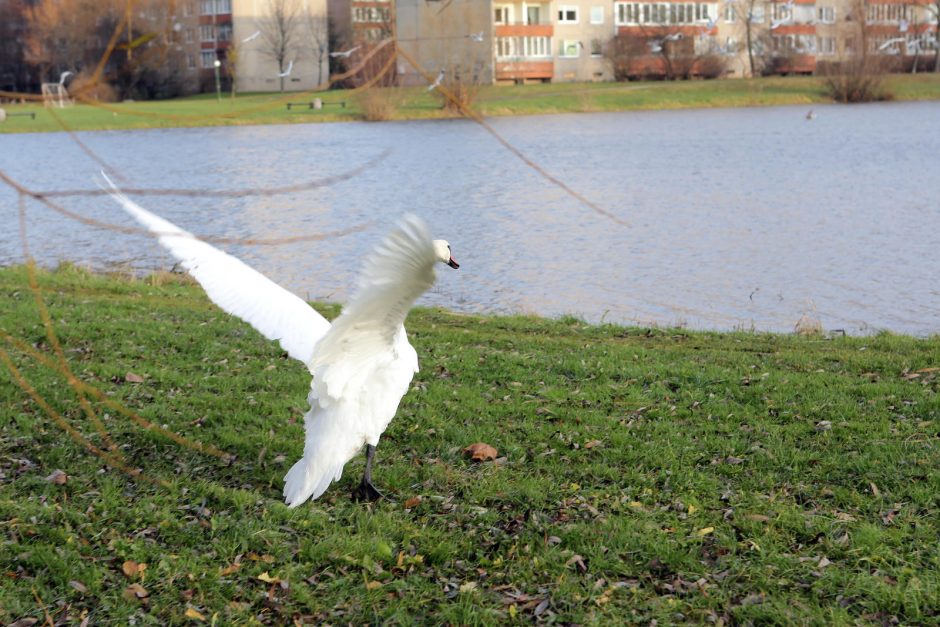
[353,444,384,502]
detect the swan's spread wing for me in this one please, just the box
[104,181,330,364]
[309,214,436,404]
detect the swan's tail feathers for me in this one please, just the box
[282,409,359,508]
[283,453,344,507]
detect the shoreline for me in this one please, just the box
[2,74,940,135]
[2,263,936,340]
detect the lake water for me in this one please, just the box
[2,102,939,335]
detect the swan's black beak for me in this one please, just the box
[447,257,460,269]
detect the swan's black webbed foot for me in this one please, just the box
[352,479,384,502]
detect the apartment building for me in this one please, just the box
[196,0,233,82]
[231,0,329,92]
[239,0,938,91]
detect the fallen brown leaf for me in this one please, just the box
[125,372,144,383]
[45,469,68,484]
[69,580,88,594]
[8,619,39,627]
[123,583,149,602]
[183,607,206,621]
[403,496,422,509]
[122,560,147,579]
[219,562,241,576]
[584,439,603,449]
[256,571,280,584]
[463,442,498,462]
[745,514,770,522]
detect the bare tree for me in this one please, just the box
[258,0,302,92]
[926,0,940,71]
[303,7,329,86]
[820,0,894,101]
[731,0,774,76]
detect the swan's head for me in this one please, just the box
[433,239,459,269]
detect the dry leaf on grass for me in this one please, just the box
[123,583,149,602]
[69,580,88,593]
[183,607,206,621]
[403,496,422,509]
[463,442,498,462]
[256,571,281,584]
[122,560,147,579]
[45,469,68,484]
[219,562,241,576]
[125,372,144,383]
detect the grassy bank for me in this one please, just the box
[1,264,938,624]
[2,74,940,134]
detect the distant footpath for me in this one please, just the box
[2,74,940,134]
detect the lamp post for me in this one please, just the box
[213,59,222,102]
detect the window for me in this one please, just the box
[527,6,541,24]
[217,24,232,41]
[558,6,578,23]
[495,36,551,58]
[200,24,215,42]
[559,39,580,57]
[200,0,213,15]
[182,2,192,16]
[200,50,216,68]
[215,0,231,12]
[615,2,714,25]
[749,6,765,23]
[772,3,791,21]
[183,28,193,43]
[818,6,835,23]
[590,6,604,24]
[494,6,511,24]
[495,37,515,57]
[186,53,195,69]
[525,36,551,57]
[591,38,603,56]
[724,4,735,22]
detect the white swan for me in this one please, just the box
[102,179,460,505]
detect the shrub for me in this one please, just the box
[354,87,399,121]
[821,57,895,103]
[68,71,118,103]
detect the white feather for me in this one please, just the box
[102,178,443,507]
[101,175,330,364]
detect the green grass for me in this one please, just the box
[3,74,940,134]
[1,264,939,624]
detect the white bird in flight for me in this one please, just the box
[877,37,906,52]
[101,177,460,506]
[329,45,361,58]
[468,31,484,42]
[242,30,261,43]
[278,59,293,77]
[427,69,445,91]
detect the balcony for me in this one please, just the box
[495,60,554,82]
[495,23,553,38]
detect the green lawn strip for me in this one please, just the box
[1,264,938,624]
[3,74,940,134]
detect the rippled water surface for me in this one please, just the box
[2,102,939,335]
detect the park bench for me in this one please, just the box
[286,99,346,111]
[0,109,37,122]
